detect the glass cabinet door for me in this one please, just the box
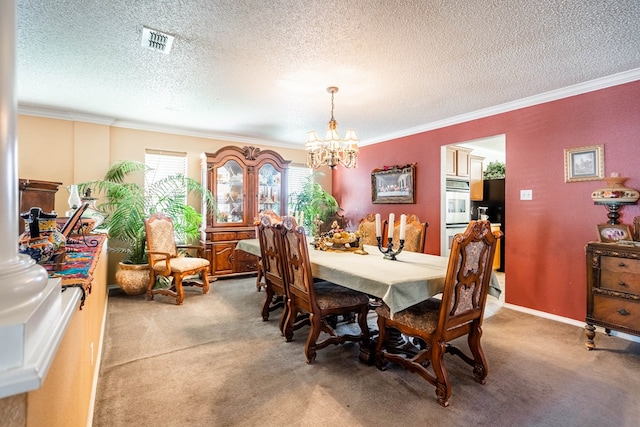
[258,163,282,215]
[216,159,244,224]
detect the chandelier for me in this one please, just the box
[305,86,359,169]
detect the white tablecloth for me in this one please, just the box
[236,238,501,316]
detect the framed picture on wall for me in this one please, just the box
[371,164,416,204]
[564,145,604,182]
[597,223,633,243]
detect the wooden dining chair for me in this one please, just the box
[257,215,288,333]
[254,209,283,291]
[374,220,502,407]
[391,213,428,253]
[280,216,371,364]
[357,213,386,246]
[145,212,211,305]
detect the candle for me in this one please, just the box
[299,211,304,226]
[388,213,395,238]
[399,214,406,240]
[375,213,381,237]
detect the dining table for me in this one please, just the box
[236,238,501,318]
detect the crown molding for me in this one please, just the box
[19,68,640,149]
[361,68,640,146]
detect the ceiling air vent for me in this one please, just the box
[141,26,174,54]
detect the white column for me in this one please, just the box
[0,0,59,376]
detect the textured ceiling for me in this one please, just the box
[16,0,640,149]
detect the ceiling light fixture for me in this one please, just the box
[305,86,359,169]
[141,26,175,54]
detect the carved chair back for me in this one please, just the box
[357,213,387,246]
[391,214,428,253]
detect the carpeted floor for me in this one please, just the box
[93,277,640,427]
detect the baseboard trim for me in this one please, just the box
[503,303,640,344]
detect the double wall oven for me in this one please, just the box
[444,178,471,257]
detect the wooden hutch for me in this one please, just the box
[200,146,289,278]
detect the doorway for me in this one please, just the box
[440,134,506,303]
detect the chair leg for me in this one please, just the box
[305,312,321,364]
[468,324,488,384]
[262,285,275,321]
[431,342,451,407]
[284,299,296,342]
[174,276,185,305]
[374,316,389,370]
[255,262,264,291]
[201,267,210,294]
[146,270,156,301]
[278,299,289,335]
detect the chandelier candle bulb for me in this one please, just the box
[375,213,381,237]
[399,214,406,240]
[388,214,395,238]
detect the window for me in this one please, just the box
[287,164,312,212]
[144,149,188,209]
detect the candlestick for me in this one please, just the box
[399,214,406,240]
[377,235,405,261]
[375,213,381,237]
[387,213,394,238]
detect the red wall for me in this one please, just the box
[333,80,640,321]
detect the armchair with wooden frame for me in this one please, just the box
[391,213,428,253]
[374,220,502,407]
[280,216,370,364]
[145,212,212,305]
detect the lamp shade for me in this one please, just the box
[591,177,640,204]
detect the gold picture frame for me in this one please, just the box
[564,145,604,182]
[597,223,632,243]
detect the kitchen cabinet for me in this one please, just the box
[470,155,485,201]
[491,224,501,270]
[446,146,472,177]
[200,146,289,278]
[585,242,640,350]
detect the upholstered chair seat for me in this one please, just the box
[314,281,371,310]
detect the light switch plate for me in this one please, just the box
[520,189,533,200]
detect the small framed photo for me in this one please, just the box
[597,223,633,243]
[371,164,416,204]
[564,145,604,182]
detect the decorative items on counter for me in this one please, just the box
[19,207,66,265]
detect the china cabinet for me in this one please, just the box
[200,146,289,278]
[585,242,640,349]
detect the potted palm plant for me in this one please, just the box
[79,160,215,295]
[289,173,340,235]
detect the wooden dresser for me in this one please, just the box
[585,242,640,349]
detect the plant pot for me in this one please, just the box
[115,262,150,295]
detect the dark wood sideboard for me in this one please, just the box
[18,179,62,233]
[585,242,640,349]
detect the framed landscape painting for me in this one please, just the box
[564,145,604,182]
